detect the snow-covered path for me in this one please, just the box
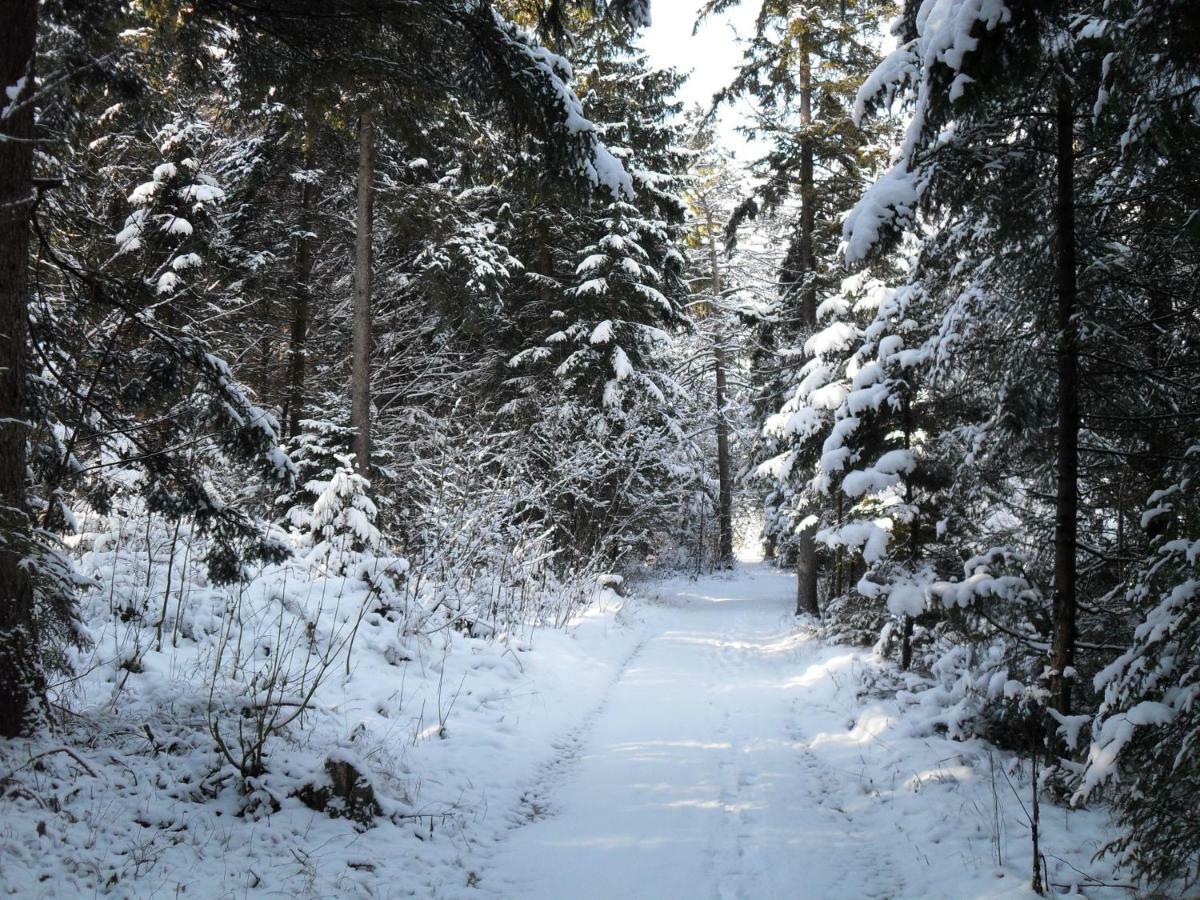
[473,563,1115,900]
[475,564,922,899]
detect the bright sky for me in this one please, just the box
[635,0,765,159]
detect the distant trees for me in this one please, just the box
[711,0,895,610]
[682,119,747,569]
[489,12,710,564]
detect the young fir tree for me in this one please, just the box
[1066,0,1200,889]
[498,19,698,561]
[0,1,300,734]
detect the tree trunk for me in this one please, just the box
[256,293,274,407]
[284,105,318,438]
[1049,77,1079,718]
[1142,285,1173,540]
[714,342,733,566]
[704,207,734,567]
[0,0,40,738]
[833,491,844,597]
[900,616,915,670]
[351,109,374,476]
[900,397,920,670]
[794,34,819,617]
[796,528,819,616]
[797,42,815,300]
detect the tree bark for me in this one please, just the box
[714,341,733,566]
[1142,285,1173,540]
[833,491,844,597]
[351,109,374,476]
[0,0,40,738]
[704,207,734,568]
[900,399,919,670]
[900,615,915,670]
[284,105,318,438]
[1049,77,1079,717]
[794,32,819,617]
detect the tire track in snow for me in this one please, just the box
[708,604,793,900]
[508,635,649,828]
[466,632,652,895]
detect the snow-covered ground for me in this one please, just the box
[1,558,1122,898]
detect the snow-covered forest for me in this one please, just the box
[0,0,1197,896]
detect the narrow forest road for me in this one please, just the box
[465,562,1115,900]
[476,560,1041,900]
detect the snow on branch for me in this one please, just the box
[843,0,1012,263]
[480,9,634,199]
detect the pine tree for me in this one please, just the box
[1076,445,1200,890]
[496,21,698,561]
[839,2,1200,887]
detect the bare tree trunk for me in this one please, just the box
[351,109,374,476]
[900,398,919,670]
[256,294,274,406]
[704,207,734,567]
[284,105,318,438]
[900,616,915,669]
[794,35,819,617]
[0,0,40,738]
[833,491,844,597]
[714,342,733,566]
[1030,747,1044,894]
[1142,286,1173,540]
[1049,77,1079,718]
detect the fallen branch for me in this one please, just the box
[1,745,99,782]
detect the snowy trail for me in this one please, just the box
[478,563,909,900]
[466,562,1113,900]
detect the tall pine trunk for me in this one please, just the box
[705,207,734,567]
[1050,77,1079,717]
[285,106,318,438]
[714,342,733,566]
[0,0,40,738]
[900,397,919,670]
[1142,285,1173,540]
[795,34,819,617]
[351,109,374,476]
